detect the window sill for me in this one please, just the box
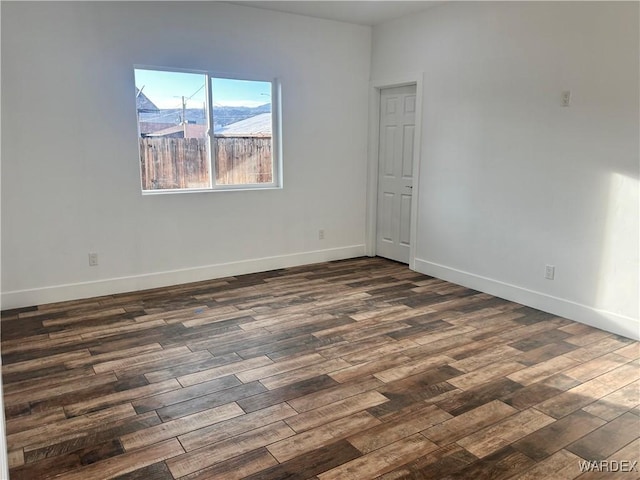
[141,185,283,195]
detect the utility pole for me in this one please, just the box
[181,96,187,137]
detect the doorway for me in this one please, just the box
[375,84,417,264]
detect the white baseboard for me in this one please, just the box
[1,245,366,310]
[414,258,640,341]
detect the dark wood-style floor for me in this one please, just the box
[2,257,639,480]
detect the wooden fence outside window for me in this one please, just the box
[140,136,272,190]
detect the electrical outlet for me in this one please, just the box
[545,265,555,280]
[318,229,325,240]
[561,90,571,107]
[88,252,98,267]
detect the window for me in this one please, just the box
[134,67,280,192]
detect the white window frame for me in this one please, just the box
[135,65,283,194]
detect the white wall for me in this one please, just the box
[372,2,639,339]
[3,2,638,341]
[1,2,372,307]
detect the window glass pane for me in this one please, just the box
[135,69,210,190]
[211,78,273,185]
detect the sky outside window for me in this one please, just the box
[134,69,271,109]
[211,78,271,108]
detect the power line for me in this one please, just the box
[187,84,205,101]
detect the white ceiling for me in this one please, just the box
[227,1,442,26]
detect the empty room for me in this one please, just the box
[1,1,638,479]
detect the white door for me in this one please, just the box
[376,84,416,264]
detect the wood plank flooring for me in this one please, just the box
[2,257,639,479]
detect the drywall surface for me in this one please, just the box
[372,2,639,338]
[1,2,371,307]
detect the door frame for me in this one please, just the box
[366,73,424,270]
